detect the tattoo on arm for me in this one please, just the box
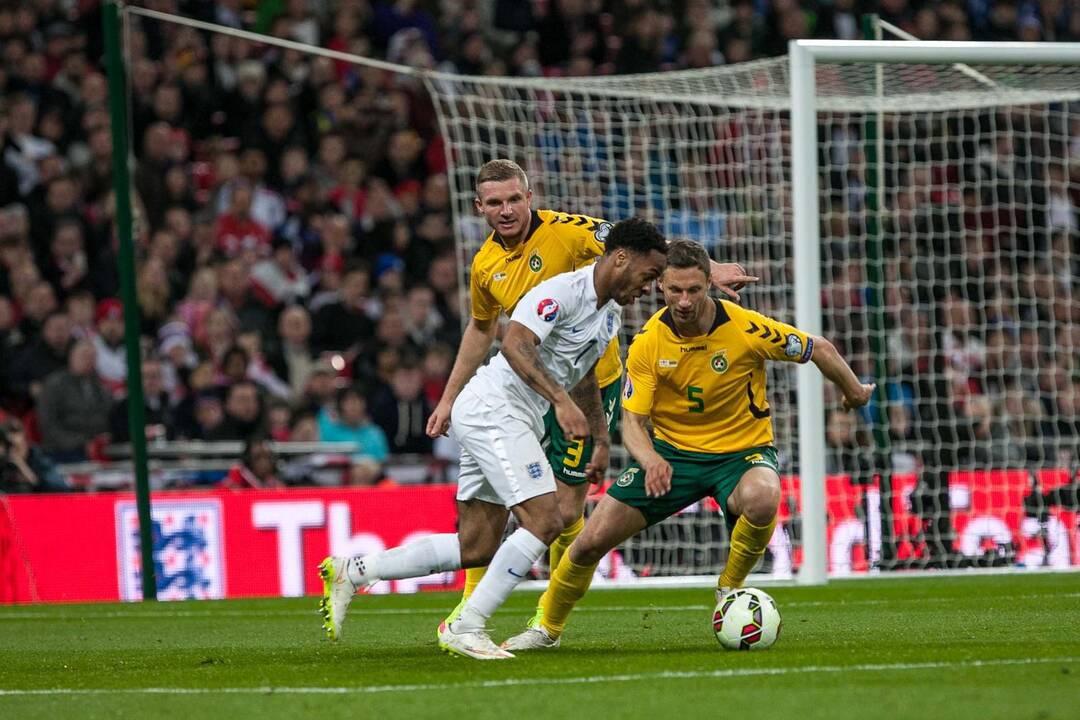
[570,370,607,443]
[504,335,568,406]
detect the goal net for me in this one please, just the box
[428,53,1080,580]
[121,7,1080,583]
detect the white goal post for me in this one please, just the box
[790,40,1080,584]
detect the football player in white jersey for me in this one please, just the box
[318,218,668,659]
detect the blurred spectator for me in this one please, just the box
[92,297,127,396]
[317,384,389,477]
[217,259,272,336]
[290,409,320,442]
[267,304,317,396]
[188,390,226,441]
[237,331,293,399]
[297,360,339,415]
[421,342,453,406]
[312,263,374,355]
[825,408,874,483]
[221,436,285,489]
[215,180,271,259]
[369,356,433,456]
[267,399,293,441]
[37,339,112,462]
[250,236,310,308]
[6,310,71,401]
[109,357,176,444]
[403,283,449,347]
[137,257,172,335]
[0,417,63,493]
[209,380,264,441]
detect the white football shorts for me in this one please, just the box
[451,385,555,507]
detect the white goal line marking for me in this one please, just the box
[0,656,1076,697]
[1,592,1078,621]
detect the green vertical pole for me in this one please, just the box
[861,14,896,567]
[104,0,156,601]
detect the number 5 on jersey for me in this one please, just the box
[687,385,705,413]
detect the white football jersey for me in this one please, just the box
[467,265,622,427]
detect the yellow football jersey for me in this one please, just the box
[469,209,622,387]
[622,299,814,454]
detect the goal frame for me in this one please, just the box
[790,40,1080,584]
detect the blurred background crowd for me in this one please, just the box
[0,0,1078,497]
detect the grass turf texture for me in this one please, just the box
[1,573,1077,719]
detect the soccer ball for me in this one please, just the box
[712,588,782,651]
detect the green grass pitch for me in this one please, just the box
[1,573,1078,719]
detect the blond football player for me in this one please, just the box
[424,160,756,631]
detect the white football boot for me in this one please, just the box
[438,620,515,660]
[501,626,561,651]
[318,556,372,641]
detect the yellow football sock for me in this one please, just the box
[719,515,776,590]
[549,515,585,574]
[462,566,487,599]
[539,556,598,638]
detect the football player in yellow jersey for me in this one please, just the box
[424,160,757,633]
[502,239,875,650]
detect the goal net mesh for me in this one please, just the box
[427,59,1080,578]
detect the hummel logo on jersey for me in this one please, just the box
[537,298,559,322]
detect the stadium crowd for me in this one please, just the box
[0,0,1079,495]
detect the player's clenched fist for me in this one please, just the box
[842,383,876,411]
[584,442,609,484]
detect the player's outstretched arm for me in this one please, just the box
[622,409,672,498]
[708,261,759,301]
[570,367,610,483]
[502,321,589,440]
[809,335,876,411]
[426,316,498,437]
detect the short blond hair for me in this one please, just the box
[475,159,529,193]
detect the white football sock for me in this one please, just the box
[348,533,461,584]
[452,528,547,632]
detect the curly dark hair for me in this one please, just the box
[604,217,668,257]
[664,239,710,278]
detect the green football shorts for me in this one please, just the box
[606,439,779,530]
[543,379,622,486]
